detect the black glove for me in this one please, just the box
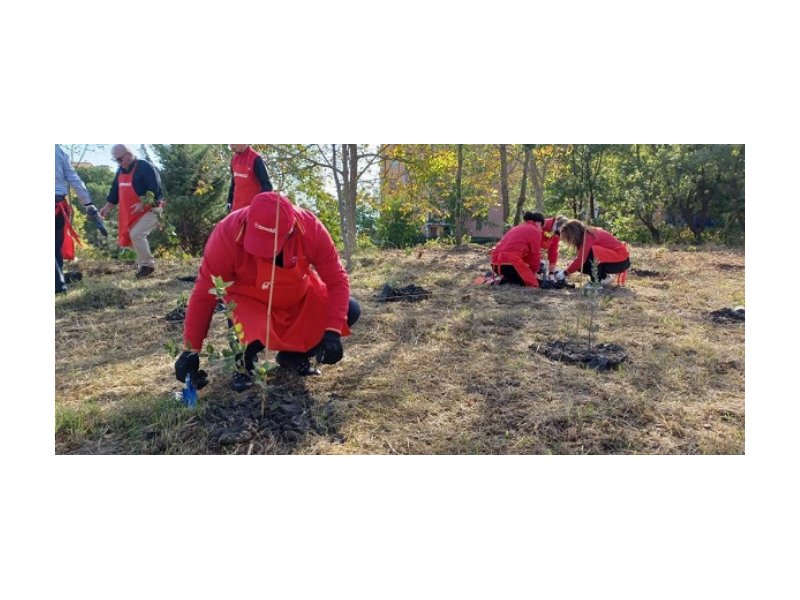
[85,204,109,237]
[174,351,209,389]
[315,331,343,365]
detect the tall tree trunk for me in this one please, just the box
[336,144,359,269]
[332,145,346,238]
[513,146,532,225]
[499,144,510,228]
[455,144,464,245]
[345,143,359,266]
[529,150,548,213]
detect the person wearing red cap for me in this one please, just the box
[554,219,630,283]
[175,192,360,391]
[489,211,543,287]
[227,144,273,213]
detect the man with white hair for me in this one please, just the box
[99,144,163,279]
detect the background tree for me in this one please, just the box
[152,144,229,255]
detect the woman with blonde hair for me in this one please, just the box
[555,219,630,283]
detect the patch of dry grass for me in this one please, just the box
[55,244,745,454]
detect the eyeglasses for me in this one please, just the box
[113,156,125,163]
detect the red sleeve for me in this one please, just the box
[183,222,237,350]
[302,213,350,333]
[548,235,560,268]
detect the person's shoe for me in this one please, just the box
[229,372,254,392]
[56,287,68,295]
[135,266,156,279]
[64,272,83,284]
[601,275,615,285]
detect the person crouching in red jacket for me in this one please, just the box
[555,219,630,283]
[537,214,568,277]
[175,192,360,392]
[489,211,543,287]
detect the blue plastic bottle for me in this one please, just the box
[182,374,197,408]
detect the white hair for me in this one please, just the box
[111,144,135,157]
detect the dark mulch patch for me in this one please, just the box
[165,307,186,322]
[631,269,661,277]
[717,263,744,271]
[177,275,197,282]
[198,376,343,453]
[165,300,225,322]
[64,272,83,284]
[709,307,745,323]
[533,339,629,371]
[539,279,576,290]
[375,284,432,302]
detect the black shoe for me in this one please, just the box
[229,372,254,392]
[135,266,156,279]
[276,352,321,377]
[64,272,83,284]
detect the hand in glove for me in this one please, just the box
[85,204,109,237]
[175,351,209,389]
[315,331,343,365]
[554,270,567,281]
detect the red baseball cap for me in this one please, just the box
[243,192,297,258]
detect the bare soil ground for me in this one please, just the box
[55,244,745,454]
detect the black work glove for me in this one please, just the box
[85,204,109,237]
[174,351,209,389]
[315,331,343,365]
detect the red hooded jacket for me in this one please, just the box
[183,205,350,351]
[565,227,629,274]
[490,221,542,287]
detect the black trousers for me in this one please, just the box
[56,207,66,292]
[580,249,630,281]
[498,264,526,286]
[240,297,362,371]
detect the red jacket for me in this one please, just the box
[540,217,561,271]
[490,221,542,287]
[566,227,629,274]
[183,205,349,350]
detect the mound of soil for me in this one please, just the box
[709,307,745,323]
[375,284,432,302]
[534,339,628,371]
[631,269,661,277]
[199,379,342,452]
[717,263,744,271]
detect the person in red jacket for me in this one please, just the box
[227,144,273,212]
[536,214,568,278]
[175,192,360,391]
[555,219,630,283]
[489,211,543,287]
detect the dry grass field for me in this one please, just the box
[55,243,745,454]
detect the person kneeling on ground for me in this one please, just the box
[175,192,360,392]
[554,219,630,284]
[489,211,543,287]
